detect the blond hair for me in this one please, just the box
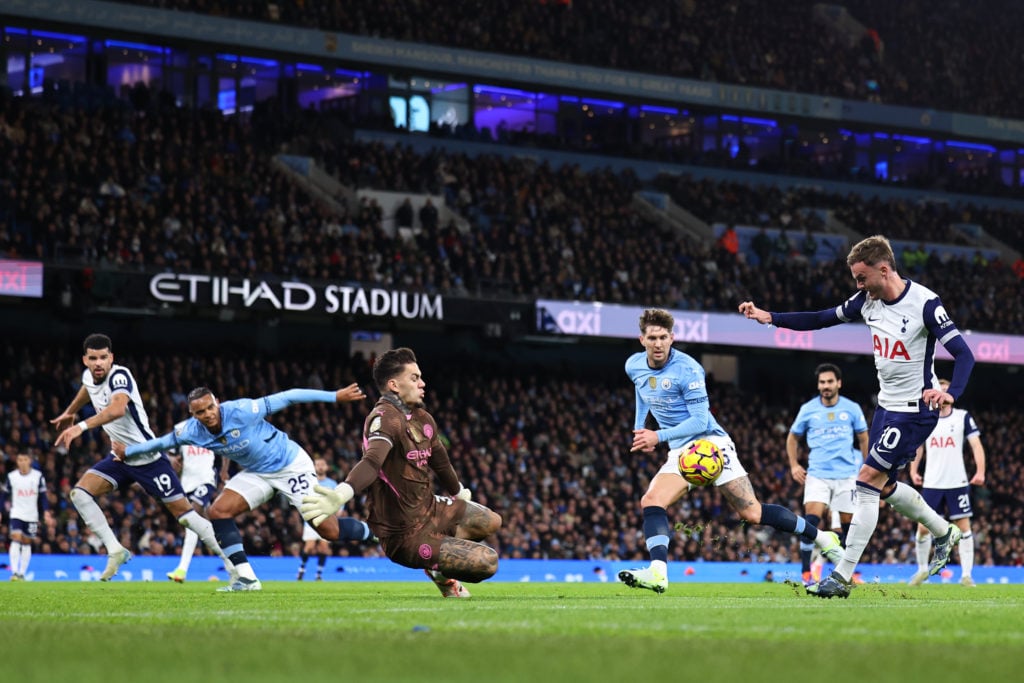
[847,235,896,269]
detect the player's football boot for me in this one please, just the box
[907,569,929,586]
[10,573,23,581]
[816,531,844,565]
[425,569,471,598]
[166,568,187,583]
[806,572,851,599]
[960,576,976,587]
[928,525,962,576]
[100,548,132,581]
[617,566,668,594]
[217,577,263,592]
[801,571,814,587]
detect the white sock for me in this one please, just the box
[70,487,123,554]
[177,528,199,573]
[884,482,948,536]
[915,532,932,574]
[234,562,258,581]
[959,529,974,578]
[178,510,225,560]
[9,541,22,575]
[17,542,31,575]
[836,486,880,580]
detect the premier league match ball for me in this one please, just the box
[678,439,724,487]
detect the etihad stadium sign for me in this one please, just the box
[149,273,443,320]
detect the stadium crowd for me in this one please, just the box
[2,93,1022,334]
[113,0,1024,118]
[1,342,1022,569]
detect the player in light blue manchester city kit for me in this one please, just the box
[114,383,366,591]
[618,309,844,594]
[741,234,976,598]
[787,363,868,585]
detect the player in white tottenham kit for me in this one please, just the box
[908,378,986,586]
[52,334,230,581]
[166,423,220,583]
[741,235,976,598]
[2,453,52,580]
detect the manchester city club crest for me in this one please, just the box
[231,429,240,438]
[661,378,671,390]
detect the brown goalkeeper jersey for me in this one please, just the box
[346,395,461,538]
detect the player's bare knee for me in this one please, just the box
[315,518,339,541]
[483,509,502,536]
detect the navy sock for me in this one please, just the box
[642,506,671,563]
[840,521,851,544]
[212,518,249,566]
[761,504,818,542]
[338,518,372,542]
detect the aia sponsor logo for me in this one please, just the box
[929,436,956,448]
[872,335,911,360]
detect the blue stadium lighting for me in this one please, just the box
[640,105,678,115]
[893,134,932,145]
[946,140,996,152]
[106,39,166,53]
[431,82,467,93]
[26,29,86,42]
[474,85,535,98]
[722,114,776,128]
[296,62,323,72]
[872,132,890,140]
[239,56,279,67]
[335,68,364,79]
[581,98,624,109]
[838,129,853,136]
[5,27,28,35]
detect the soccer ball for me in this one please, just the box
[678,439,724,486]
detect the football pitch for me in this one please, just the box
[3,581,1022,683]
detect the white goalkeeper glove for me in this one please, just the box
[301,482,354,527]
[455,483,472,502]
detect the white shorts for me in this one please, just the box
[803,474,856,513]
[302,522,327,542]
[657,434,748,487]
[225,447,318,512]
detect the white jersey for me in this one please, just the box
[6,468,46,523]
[838,280,961,413]
[174,421,217,493]
[921,408,979,489]
[82,363,161,465]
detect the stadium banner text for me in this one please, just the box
[14,554,1024,585]
[0,259,43,298]
[137,271,529,327]
[537,299,1024,366]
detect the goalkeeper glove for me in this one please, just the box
[455,483,472,502]
[301,482,354,527]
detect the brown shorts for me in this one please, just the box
[380,496,467,571]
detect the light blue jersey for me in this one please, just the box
[626,348,727,449]
[125,389,337,474]
[789,395,867,478]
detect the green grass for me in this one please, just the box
[3,581,1022,683]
